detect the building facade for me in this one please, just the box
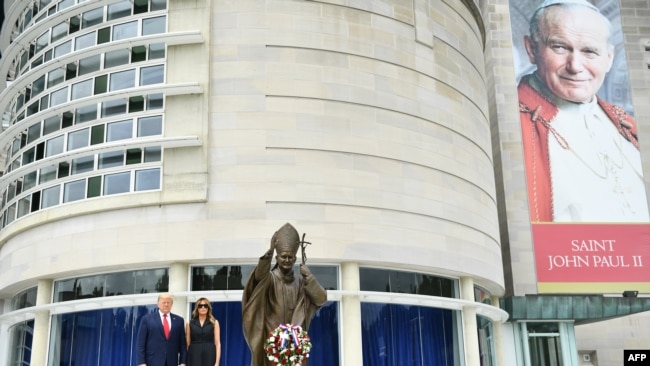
[0,0,647,365]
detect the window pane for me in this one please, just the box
[104,172,130,195]
[57,0,73,11]
[78,55,101,76]
[43,116,60,135]
[135,168,160,191]
[87,176,101,197]
[24,172,37,190]
[91,125,105,145]
[99,151,124,169]
[144,146,161,162]
[105,272,135,296]
[41,185,60,208]
[138,116,162,136]
[110,70,135,91]
[107,120,132,141]
[97,27,111,44]
[147,93,163,109]
[142,16,166,36]
[112,21,138,41]
[51,22,68,42]
[82,8,103,28]
[107,1,132,20]
[22,147,35,165]
[151,0,167,11]
[359,268,390,292]
[48,69,65,88]
[45,135,64,157]
[135,268,168,292]
[140,65,164,86]
[71,156,94,174]
[63,180,86,203]
[53,41,71,58]
[32,76,45,97]
[17,197,31,218]
[75,104,97,123]
[36,31,50,53]
[101,99,127,117]
[132,46,147,62]
[126,148,142,164]
[75,32,96,51]
[68,129,89,150]
[71,79,92,100]
[104,49,129,68]
[49,87,68,107]
[149,42,165,59]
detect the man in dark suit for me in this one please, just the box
[137,293,187,366]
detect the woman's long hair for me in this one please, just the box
[191,297,216,325]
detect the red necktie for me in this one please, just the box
[163,314,170,339]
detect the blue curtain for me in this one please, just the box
[361,303,456,366]
[49,302,339,365]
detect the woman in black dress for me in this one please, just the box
[185,297,221,366]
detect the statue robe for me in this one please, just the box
[242,250,327,366]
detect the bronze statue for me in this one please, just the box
[242,223,327,365]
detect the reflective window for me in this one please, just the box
[107,119,132,141]
[99,151,124,169]
[142,16,165,35]
[104,172,130,195]
[135,168,160,191]
[68,129,89,150]
[75,32,96,51]
[137,116,162,136]
[40,166,57,184]
[105,49,130,68]
[51,22,68,42]
[71,79,93,100]
[75,104,98,123]
[140,65,164,86]
[41,185,60,208]
[11,287,37,310]
[359,268,456,298]
[53,268,169,301]
[53,40,72,58]
[82,8,104,28]
[8,320,33,366]
[28,123,41,144]
[72,156,95,174]
[63,179,86,203]
[110,70,135,91]
[112,21,138,41]
[78,55,101,76]
[48,69,65,88]
[45,135,64,157]
[107,1,133,21]
[49,87,68,107]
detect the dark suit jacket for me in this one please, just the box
[136,310,187,366]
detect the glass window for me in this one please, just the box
[142,16,166,36]
[24,171,37,191]
[63,179,86,203]
[112,21,138,41]
[104,49,130,68]
[87,176,101,197]
[134,0,148,14]
[51,22,68,42]
[66,61,78,81]
[68,129,89,150]
[71,156,94,174]
[26,101,40,117]
[91,125,105,145]
[97,27,111,44]
[23,147,35,165]
[135,168,160,191]
[138,116,162,136]
[57,0,73,11]
[58,162,70,178]
[82,8,104,28]
[110,69,135,91]
[149,43,165,59]
[126,148,142,164]
[151,0,167,11]
[40,94,50,111]
[45,135,64,157]
[7,320,34,366]
[49,87,68,107]
[75,32,96,51]
[32,76,45,97]
[144,146,161,162]
[11,287,37,310]
[104,172,130,195]
[75,104,97,123]
[147,93,164,109]
[71,79,92,100]
[6,204,16,225]
[105,271,135,296]
[41,185,60,208]
[140,65,164,86]
[99,151,124,169]
[107,1,132,20]
[43,116,60,135]
[107,119,132,141]
[53,40,72,58]
[78,55,101,76]
[132,45,147,62]
[36,31,50,53]
[17,196,31,218]
[129,96,144,113]
[48,68,65,88]
[102,99,127,117]
[191,265,256,291]
[359,268,456,298]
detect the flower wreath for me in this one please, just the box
[264,323,312,366]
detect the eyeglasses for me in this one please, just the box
[197,304,209,309]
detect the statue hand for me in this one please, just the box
[300,264,312,277]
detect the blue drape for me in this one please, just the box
[361,303,456,366]
[48,302,339,365]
